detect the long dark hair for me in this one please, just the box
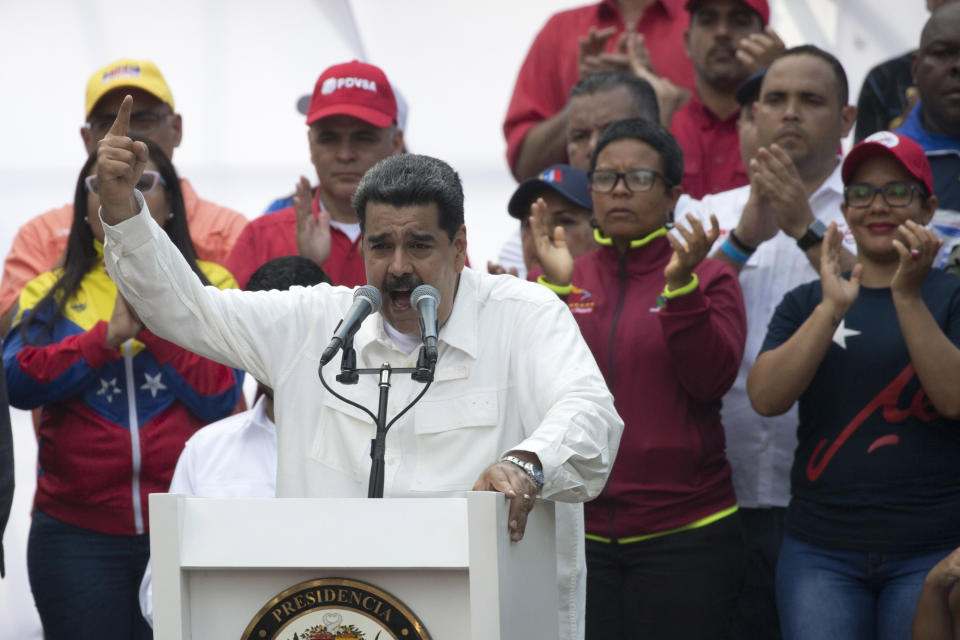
[20,136,209,343]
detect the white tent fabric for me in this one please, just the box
[0,1,932,637]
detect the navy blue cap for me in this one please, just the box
[735,67,766,107]
[507,164,593,219]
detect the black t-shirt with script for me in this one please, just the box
[760,269,960,553]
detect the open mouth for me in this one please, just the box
[388,289,412,313]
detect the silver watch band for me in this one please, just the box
[501,455,544,491]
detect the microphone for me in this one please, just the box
[411,284,440,367]
[320,285,382,365]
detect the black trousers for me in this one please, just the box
[731,507,786,640]
[585,511,745,640]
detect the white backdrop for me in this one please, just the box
[0,1,928,637]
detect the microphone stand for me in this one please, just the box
[318,346,435,498]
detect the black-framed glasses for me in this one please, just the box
[844,183,925,208]
[85,170,167,196]
[588,168,670,194]
[85,107,172,134]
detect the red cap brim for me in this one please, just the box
[306,103,394,128]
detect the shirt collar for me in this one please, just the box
[250,395,276,434]
[695,91,742,126]
[810,159,844,212]
[437,267,479,359]
[356,267,479,361]
[896,101,960,153]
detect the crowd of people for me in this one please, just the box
[2,1,960,639]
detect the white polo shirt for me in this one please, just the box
[676,163,856,509]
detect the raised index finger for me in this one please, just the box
[106,94,134,138]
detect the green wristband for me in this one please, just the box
[536,275,573,295]
[656,273,699,307]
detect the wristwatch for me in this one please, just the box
[797,219,827,251]
[501,455,545,492]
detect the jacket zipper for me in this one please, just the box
[606,253,628,395]
[605,253,628,541]
[124,340,145,535]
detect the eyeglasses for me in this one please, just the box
[85,107,172,134]
[844,183,925,208]
[588,168,670,194]
[85,170,167,196]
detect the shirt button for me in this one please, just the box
[761,437,770,452]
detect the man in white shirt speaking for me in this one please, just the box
[97,96,623,640]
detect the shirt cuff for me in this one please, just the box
[101,189,156,254]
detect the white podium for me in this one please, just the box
[149,491,558,639]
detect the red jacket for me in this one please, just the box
[563,237,746,539]
[226,188,365,289]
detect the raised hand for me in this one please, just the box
[819,222,862,318]
[293,176,331,267]
[578,26,620,77]
[891,219,942,297]
[735,27,786,75]
[626,32,689,127]
[106,292,144,349]
[96,95,149,224]
[735,186,780,249]
[751,144,815,239]
[665,213,720,290]
[528,197,574,287]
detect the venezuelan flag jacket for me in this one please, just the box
[3,247,243,536]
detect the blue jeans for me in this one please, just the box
[27,509,153,640]
[776,534,950,640]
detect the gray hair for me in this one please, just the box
[352,154,465,240]
[568,72,661,124]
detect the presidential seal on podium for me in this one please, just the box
[241,577,431,640]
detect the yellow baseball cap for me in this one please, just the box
[85,58,175,119]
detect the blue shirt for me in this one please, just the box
[896,103,960,211]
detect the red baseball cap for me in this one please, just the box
[685,0,770,25]
[306,60,397,127]
[842,131,934,195]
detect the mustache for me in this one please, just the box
[775,125,807,139]
[383,274,421,292]
[708,41,737,58]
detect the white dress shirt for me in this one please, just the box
[496,227,527,279]
[105,203,623,640]
[676,163,856,508]
[139,396,276,627]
